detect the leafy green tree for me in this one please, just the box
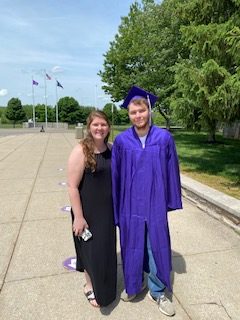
[58,96,82,124]
[78,106,95,124]
[99,0,240,136]
[35,104,46,122]
[35,104,54,122]
[118,108,130,125]
[23,104,34,120]
[102,103,119,124]
[99,0,187,127]
[99,2,143,101]
[48,107,55,122]
[5,98,26,127]
[0,108,9,124]
[171,0,240,141]
[152,111,166,127]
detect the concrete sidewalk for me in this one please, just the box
[0,131,239,320]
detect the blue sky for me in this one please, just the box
[0,0,136,108]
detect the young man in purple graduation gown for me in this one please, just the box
[111,86,182,317]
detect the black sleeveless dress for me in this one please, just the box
[71,148,117,306]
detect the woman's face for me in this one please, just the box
[89,116,109,141]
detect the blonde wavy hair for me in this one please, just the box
[81,110,110,172]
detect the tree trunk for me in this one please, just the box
[207,131,216,143]
[206,119,217,143]
[165,117,170,130]
[158,107,170,129]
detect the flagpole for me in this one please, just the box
[55,80,63,127]
[31,76,36,128]
[55,81,59,128]
[44,69,48,129]
[94,84,97,110]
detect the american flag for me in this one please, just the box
[46,73,51,80]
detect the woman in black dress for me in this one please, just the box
[67,111,117,307]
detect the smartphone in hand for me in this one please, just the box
[78,228,92,241]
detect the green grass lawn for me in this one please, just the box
[172,131,240,199]
[112,127,240,199]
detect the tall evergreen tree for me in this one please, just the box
[171,0,240,141]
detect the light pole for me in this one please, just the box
[111,103,114,141]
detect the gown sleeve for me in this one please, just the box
[111,140,121,226]
[167,134,182,211]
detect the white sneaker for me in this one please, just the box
[148,291,175,317]
[121,282,147,302]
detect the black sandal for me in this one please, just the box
[84,288,100,308]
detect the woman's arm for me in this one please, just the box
[67,143,88,236]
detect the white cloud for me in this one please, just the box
[51,66,64,74]
[0,89,8,96]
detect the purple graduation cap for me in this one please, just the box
[121,85,158,109]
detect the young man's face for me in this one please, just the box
[128,102,150,130]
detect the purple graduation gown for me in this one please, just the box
[111,125,182,295]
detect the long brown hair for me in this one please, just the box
[81,110,111,172]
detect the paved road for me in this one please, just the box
[0,132,239,320]
[0,127,72,136]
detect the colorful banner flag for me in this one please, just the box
[46,73,51,80]
[56,80,63,89]
[32,80,39,86]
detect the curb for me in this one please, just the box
[181,174,240,234]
